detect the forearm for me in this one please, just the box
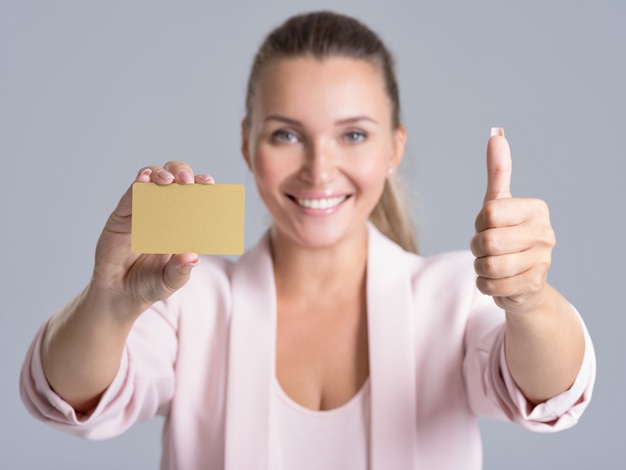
[504,283,585,405]
[40,285,143,413]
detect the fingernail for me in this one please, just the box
[139,168,152,177]
[178,170,194,184]
[183,258,200,268]
[157,169,174,181]
[197,174,215,184]
[490,127,505,137]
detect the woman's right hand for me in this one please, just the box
[90,161,215,319]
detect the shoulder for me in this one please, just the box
[369,225,477,302]
[369,225,475,283]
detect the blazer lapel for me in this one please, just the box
[224,226,418,469]
[224,232,278,470]
[367,225,418,469]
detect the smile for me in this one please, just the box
[294,195,348,210]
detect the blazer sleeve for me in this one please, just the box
[462,286,596,431]
[19,296,180,440]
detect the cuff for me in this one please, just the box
[499,309,596,431]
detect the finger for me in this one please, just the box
[195,174,216,184]
[120,169,158,218]
[475,197,549,232]
[163,161,195,184]
[119,165,174,224]
[471,226,530,257]
[475,265,548,306]
[137,166,170,183]
[134,166,174,185]
[484,127,512,203]
[473,251,536,280]
[472,224,555,260]
[135,168,153,183]
[111,183,135,219]
[475,199,522,232]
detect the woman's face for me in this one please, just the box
[243,56,406,249]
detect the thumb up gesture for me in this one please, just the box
[470,128,556,314]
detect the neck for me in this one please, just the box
[270,225,369,302]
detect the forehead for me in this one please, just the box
[253,56,391,123]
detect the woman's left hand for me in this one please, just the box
[470,128,556,315]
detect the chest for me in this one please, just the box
[275,294,370,411]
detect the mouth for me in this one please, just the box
[286,194,350,210]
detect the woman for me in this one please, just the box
[20,11,595,470]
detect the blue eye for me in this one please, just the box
[344,131,366,143]
[272,130,299,143]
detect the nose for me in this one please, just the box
[299,141,338,185]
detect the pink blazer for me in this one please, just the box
[20,225,596,470]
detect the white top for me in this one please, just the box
[275,378,371,470]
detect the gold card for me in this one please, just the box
[131,183,245,255]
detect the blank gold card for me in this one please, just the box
[132,183,245,255]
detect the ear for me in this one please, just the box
[389,124,407,169]
[241,118,252,171]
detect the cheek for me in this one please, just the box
[251,148,293,194]
[350,147,391,189]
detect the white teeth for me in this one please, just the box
[295,196,347,210]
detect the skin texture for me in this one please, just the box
[40,58,584,414]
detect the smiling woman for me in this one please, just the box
[20,10,595,470]
[243,56,406,251]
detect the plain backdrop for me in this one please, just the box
[1,1,624,468]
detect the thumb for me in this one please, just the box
[163,253,199,294]
[484,127,512,202]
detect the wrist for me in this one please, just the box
[82,281,148,327]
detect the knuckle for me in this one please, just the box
[164,160,190,171]
[532,199,551,221]
[482,256,497,274]
[474,211,485,232]
[479,276,500,294]
[481,231,500,254]
[482,202,499,225]
[527,277,543,295]
[470,235,482,256]
[473,257,483,275]
[163,160,180,169]
[542,227,556,247]
[536,198,550,215]
[535,225,556,249]
[475,277,490,295]
[538,252,552,272]
[524,268,545,295]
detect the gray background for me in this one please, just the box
[1,0,623,468]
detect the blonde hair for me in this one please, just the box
[245,11,418,253]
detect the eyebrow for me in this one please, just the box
[336,116,379,126]
[265,115,302,126]
[264,114,379,126]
